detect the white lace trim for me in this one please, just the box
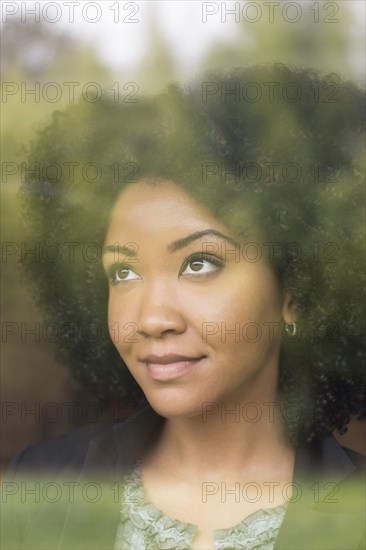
[114,461,287,550]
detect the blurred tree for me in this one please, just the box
[202,1,362,80]
[131,4,177,93]
[1,20,113,159]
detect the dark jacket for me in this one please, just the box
[2,405,365,549]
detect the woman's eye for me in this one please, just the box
[108,265,140,285]
[181,255,223,277]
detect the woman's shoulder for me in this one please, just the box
[7,405,164,478]
[341,446,366,471]
[8,420,115,476]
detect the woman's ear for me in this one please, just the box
[282,289,297,324]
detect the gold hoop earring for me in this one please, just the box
[285,322,297,337]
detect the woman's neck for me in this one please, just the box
[143,396,294,483]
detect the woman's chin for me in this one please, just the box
[144,390,207,420]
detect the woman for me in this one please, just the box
[4,64,365,549]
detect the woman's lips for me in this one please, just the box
[141,354,206,381]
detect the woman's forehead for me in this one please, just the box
[107,180,220,229]
[105,179,259,247]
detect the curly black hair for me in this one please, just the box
[19,63,365,445]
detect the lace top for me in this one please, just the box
[114,460,287,550]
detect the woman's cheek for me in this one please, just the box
[108,296,126,349]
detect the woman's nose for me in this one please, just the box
[136,280,187,338]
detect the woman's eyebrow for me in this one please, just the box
[168,229,236,253]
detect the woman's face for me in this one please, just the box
[103,180,293,418]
